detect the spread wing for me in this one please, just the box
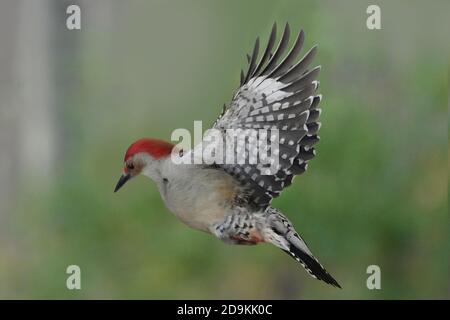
[210,23,322,209]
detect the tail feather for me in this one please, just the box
[283,243,341,288]
[264,207,341,288]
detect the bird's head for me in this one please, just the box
[114,138,174,192]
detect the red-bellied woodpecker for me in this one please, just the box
[115,23,341,288]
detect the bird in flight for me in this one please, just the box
[115,23,341,288]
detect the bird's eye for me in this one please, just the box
[127,163,135,170]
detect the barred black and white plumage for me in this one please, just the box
[213,23,322,209]
[211,207,341,288]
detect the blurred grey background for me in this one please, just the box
[0,0,448,299]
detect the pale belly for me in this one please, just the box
[159,167,238,232]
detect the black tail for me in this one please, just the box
[283,244,341,288]
[264,207,341,288]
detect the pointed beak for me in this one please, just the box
[114,173,130,193]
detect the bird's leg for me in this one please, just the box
[210,212,266,245]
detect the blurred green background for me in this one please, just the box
[0,0,448,299]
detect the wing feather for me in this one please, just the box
[268,29,304,78]
[243,38,260,84]
[211,24,323,208]
[260,23,291,76]
[252,23,277,78]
